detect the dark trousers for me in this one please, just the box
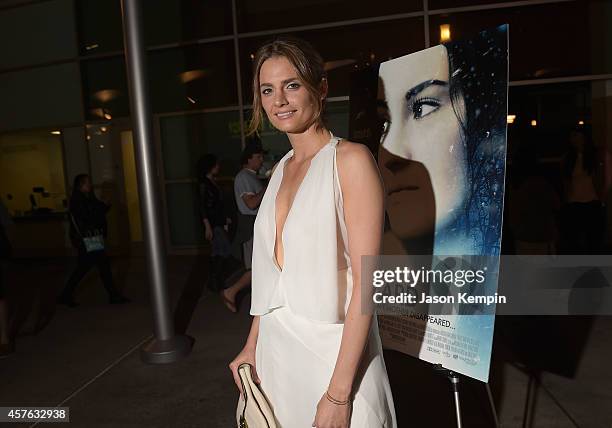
[61,248,118,300]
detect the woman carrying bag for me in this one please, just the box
[58,174,129,307]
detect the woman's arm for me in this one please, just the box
[244,314,260,350]
[198,182,214,239]
[229,315,262,391]
[328,142,384,400]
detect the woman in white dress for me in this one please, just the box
[229,37,396,428]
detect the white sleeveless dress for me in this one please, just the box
[244,133,397,427]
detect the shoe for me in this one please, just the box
[0,342,15,358]
[57,295,79,308]
[109,295,131,304]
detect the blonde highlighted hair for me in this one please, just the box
[247,37,327,136]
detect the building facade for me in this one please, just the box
[0,0,610,255]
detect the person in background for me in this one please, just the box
[222,142,266,312]
[58,174,129,307]
[0,199,14,357]
[197,154,232,292]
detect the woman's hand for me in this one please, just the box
[312,393,351,428]
[228,345,260,396]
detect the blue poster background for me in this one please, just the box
[355,25,509,382]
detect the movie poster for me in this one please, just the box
[354,26,509,382]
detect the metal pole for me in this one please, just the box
[485,382,500,428]
[449,373,463,428]
[231,0,246,149]
[121,0,191,364]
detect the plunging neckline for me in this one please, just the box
[272,135,335,272]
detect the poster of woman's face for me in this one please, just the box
[371,26,508,382]
[378,25,508,257]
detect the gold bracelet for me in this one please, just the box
[325,390,351,406]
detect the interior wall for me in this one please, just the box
[0,131,67,214]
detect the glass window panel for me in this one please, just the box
[0,63,83,132]
[86,124,117,185]
[165,182,202,246]
[76,0,124,55]
[0,129,67,215]
[505,81,599,206]
[77,0,234,56]
[62,126,89,189]
[148,41,238,113]
[160,111,242,181]
[0,0,77,70]
[81,57,130,120]
[429,2,612,81]
[502,80,612,255]
[85,123,132,248]
[144,0,233,45]
[236,0,422,33]
[507,81,592,162]
[240,18,425,102]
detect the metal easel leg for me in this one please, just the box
[448,372,463,428]
[485,382,500,428]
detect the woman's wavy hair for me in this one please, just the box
[247,36,327,136]
[444,25,509,255]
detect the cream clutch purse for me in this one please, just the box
[236,363,278,428]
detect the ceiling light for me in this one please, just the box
[440,24,451,43]
[178,69,208,84]
[93,89,121,103]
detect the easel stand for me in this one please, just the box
[433,364,463,428]
[433,364,500,428]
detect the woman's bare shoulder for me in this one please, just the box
[335,139,377,172]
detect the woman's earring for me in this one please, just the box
[380,120,390,143]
